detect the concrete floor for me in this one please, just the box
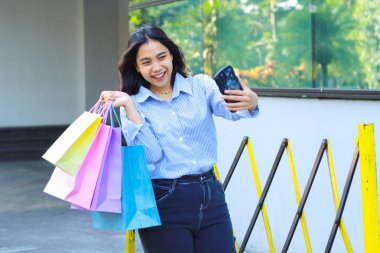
[0,160,143,253]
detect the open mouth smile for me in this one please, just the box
[152,72,166,81]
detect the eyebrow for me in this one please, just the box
[138,51,167,63]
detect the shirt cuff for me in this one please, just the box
[236,104,260,118]
[249,104,260,117]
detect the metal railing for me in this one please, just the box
[125,123,379,252]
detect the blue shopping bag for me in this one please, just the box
[92,144,161,230]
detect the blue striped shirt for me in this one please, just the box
[120,73,259,179]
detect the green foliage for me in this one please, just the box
[274,8,313,87]
[352,0,380,88]
[128,0,379,89]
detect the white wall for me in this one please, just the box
[215,97,380,252]
[0,0,124,127]
[0,0,85,127]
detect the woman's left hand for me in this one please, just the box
[220,74,259,112]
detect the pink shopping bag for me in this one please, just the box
[62,103,112,209]
[64,121,112,209]
[90,105,122,213]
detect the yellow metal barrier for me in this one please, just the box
[123,123,379,252]
[247,138,276,253]
[358,124,380,252]
[126,230,135,253]
[286,140,312,253]
[326,140,353,253]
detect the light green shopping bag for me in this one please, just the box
[42,107,103,175]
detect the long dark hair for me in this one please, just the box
[119,25,190,95]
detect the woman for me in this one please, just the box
[100,25,259,253]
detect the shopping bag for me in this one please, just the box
[92,145,161,231]
[43,102,108,199]
[43,166,75,200]
[42,103,103,176]
[64,106,112,209]
[89,105,122,213]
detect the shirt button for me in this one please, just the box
[192,161,197,165]
[172,111,176,116]
[179,137,183,142]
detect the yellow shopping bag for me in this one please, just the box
[42,111,102,176]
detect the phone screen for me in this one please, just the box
[224,67,241,91]
[214,66,242,94]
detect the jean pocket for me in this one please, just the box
[152,179,176,204]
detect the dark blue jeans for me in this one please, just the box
[138,169,236,253]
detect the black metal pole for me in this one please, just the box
[324,146,359,253]
[311,0,317,88]
[223,136,249,191]
[281,139,327,253]
[239,138,288,253]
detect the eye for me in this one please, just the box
[158,54,166,60]
[141,60,150,66]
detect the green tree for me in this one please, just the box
[353,0,380,88]
[274,0,364,88]
[128,0,378,89]
[204,0,276,87]
[274,7,313,87]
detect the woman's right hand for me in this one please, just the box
[99,91,132,109]
[99,91,143,124]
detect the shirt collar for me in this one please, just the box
[134,73,192,103]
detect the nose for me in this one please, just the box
[151,61,162,72]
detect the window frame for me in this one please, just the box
[128,0,380,101]
[254,88,380,101]
[129,0,184,11]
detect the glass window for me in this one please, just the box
[205,0,313,88]
[128,0,380,90]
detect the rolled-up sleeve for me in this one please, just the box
[235,104,260,118]
[120,107,163,163]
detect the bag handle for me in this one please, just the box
[108,103,127,146]
[100,102,112,123]
[109,104,122,128]
[89,101,104,114]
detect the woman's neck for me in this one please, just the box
[150,86,172,101]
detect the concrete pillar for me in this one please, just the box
[83,0,120,108]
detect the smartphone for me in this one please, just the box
[213,66,242,103]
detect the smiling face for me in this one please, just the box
[135,39,174,93]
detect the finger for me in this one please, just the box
[221,94,249,102]
[100,91,110,100]
[107,96,116,102]
[228,107,245,111]
[224,89,245,95]
[225,104,246,111]
[236,73,248,89]
[224,101,245,108]
[100,91,110,96]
